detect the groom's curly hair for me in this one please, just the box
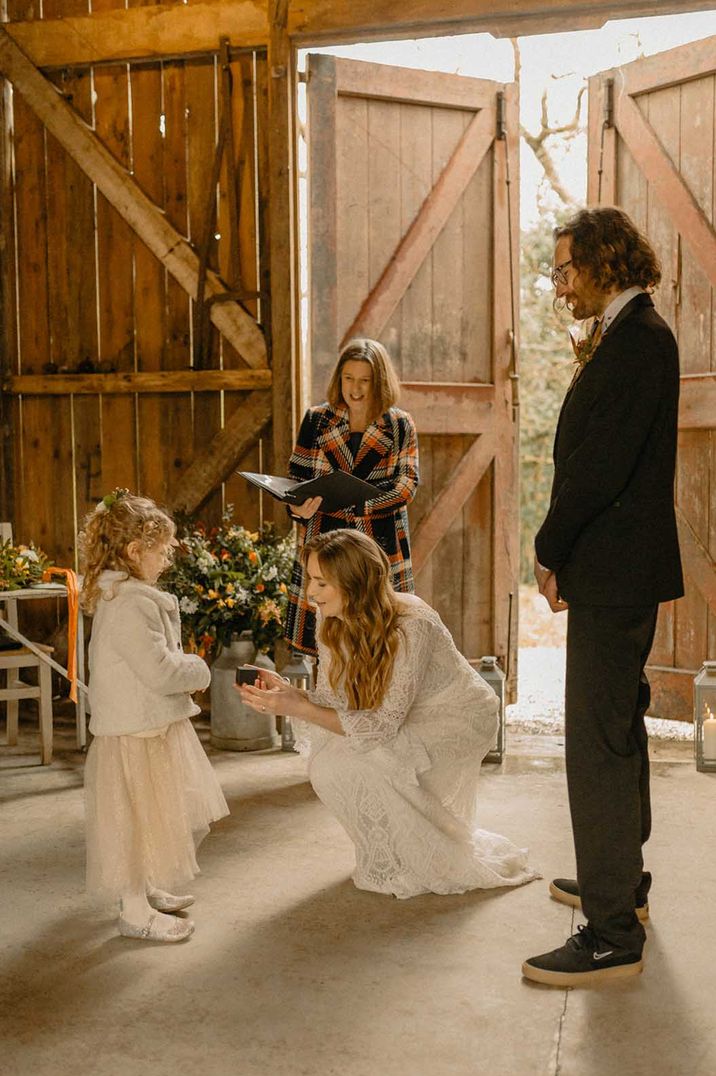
[555,207,661,292]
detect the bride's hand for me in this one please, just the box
[238,665,287,691]
[237,676,305,717]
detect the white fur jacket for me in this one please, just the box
[87,571,211,736]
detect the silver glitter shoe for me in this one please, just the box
[147,891,196,913]
[118,913,194,943]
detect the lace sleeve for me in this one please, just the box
[332,615,432,752]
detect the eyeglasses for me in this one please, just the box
[551,259,572,288]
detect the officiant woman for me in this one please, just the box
[284,338,419,656]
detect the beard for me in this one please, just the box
[565,291,601,320]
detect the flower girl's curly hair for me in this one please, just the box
[302,530,406,711]
[78,489,175,614]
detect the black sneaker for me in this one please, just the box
[522,925,643,986]
[549,878,650,922]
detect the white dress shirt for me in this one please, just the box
[601,285,645,334]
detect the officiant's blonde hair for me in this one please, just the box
[326,338,400,421]
[303,530,403,711]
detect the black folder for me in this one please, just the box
[238,470,379,513]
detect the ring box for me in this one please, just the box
[236,666,259,686]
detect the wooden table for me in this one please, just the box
[0,585,88,748]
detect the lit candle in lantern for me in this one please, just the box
[703,703,716,762]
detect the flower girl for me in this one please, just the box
[80,490,228,942]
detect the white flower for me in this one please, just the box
[196,552,218,573]
[234,586,250,605]
[264,565,278,581]
[179,597,199,615]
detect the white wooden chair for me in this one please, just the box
[0,523,56,764]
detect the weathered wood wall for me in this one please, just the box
[308,56,518,665]
[588,38,716,718]
[1,2,270,566]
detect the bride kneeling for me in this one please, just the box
[239,529,538,899]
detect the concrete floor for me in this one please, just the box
[2,709,716,1076]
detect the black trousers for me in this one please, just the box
[565,602,658,956]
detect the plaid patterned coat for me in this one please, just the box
[284,403,419,655]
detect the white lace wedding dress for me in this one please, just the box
[294,595,539,898]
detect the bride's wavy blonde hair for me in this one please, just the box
[302,530,403,710]
[78,489,175,614]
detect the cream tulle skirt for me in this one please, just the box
[85,718,229,901]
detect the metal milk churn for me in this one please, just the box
[210,631,277,751]
[475,655,506,763]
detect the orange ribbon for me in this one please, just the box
[42,567,79,703]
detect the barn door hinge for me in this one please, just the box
[507,329,519,420]
[603,78,615,129]
[496,91,507,141]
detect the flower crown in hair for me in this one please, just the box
[100,487,130,511]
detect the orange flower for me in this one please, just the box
[256,583,265,592]
[249,550,258,564]
[221,550,231,560]
[279,582,287,594]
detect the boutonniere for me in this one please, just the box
[568,318,603,368]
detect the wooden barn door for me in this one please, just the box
[588,38,716,719]
[306,55,520,692]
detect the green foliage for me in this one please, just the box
[162,509,294,658]
[519,215,575,581]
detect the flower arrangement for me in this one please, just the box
[568,317,603,369]
[162,509,294,658]
[0,539,52,591]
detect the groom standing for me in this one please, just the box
[522,207,683,987]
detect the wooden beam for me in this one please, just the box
[0,74,16,527]
[679,374,716,430]
[5,0,716,69]
[334,56,500,110]
[676,506,716,616]
[412,432,495,576]
[267,0,298,525]
[0,28,268,370]
[289,0,716,45]
[306,53,338,403]
[400,381,494,435]
[5,2,268,69]
[615,85,716,290]
[4,369,272,395]
[491,82,520,697]
[341,102,496,345]
[171,391,272,515]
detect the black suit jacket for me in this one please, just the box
[535,292,684,606]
